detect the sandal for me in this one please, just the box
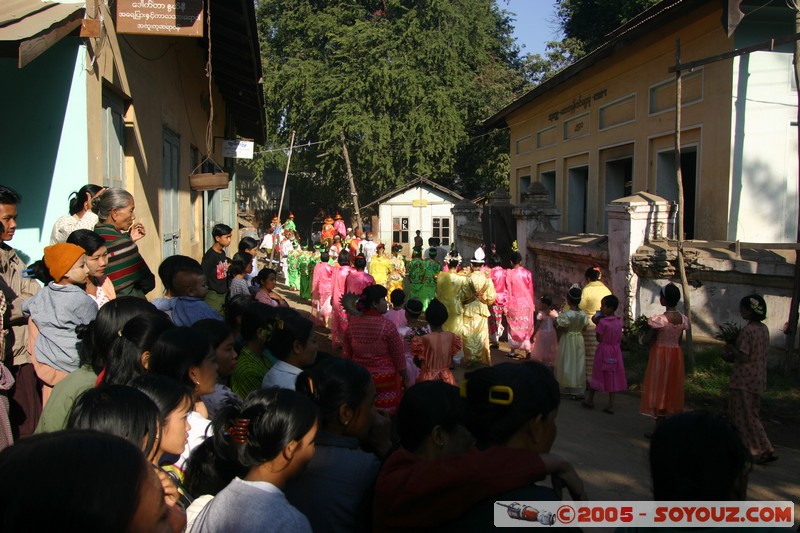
[570,394,586,401]
[581,401,594,409]
[755,453,779,465]
[602,408,614,415]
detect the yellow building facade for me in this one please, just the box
[488,0,796,242]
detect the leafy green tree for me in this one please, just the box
[254,0,523,205]
[519,0,659,88]
[556,0,660,53]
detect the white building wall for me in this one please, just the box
[729,51,798,243]
[375,185,457,252]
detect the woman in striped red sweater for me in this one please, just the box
[93,188,155,298]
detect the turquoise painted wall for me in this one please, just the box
[0,38,88,264]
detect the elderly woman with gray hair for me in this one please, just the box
[92,188,155,298]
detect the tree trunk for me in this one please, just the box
[674,39,695,370]
[341,131,363,232]
[270,130,295,266]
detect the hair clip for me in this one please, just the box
[592,266,601,272]
[749,297,764,316]
[459,380,468,398]
[306,376,315,398]
[229,418,251,444]
[275,318,284,331]
[117,329,123,337]
[488,385,514,406]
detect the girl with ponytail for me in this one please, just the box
[191,388,318,532]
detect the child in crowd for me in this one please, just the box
[238,236,261,286]
[555,284,589,398]
[288,358,392,533]
[639,283,687,431]
[66,384,186,510]
[583,295,627,413]
[194,319,240,418]
[411,299,462,385]
[227,252,253,300]
[641,412,752,503]
[170,266,222,327]
[130,373,196,496]
[201,224,232,315]
[397,298,428,387]
[100,312,174,386]
[148,328,219,473]
[153,255,202,314]
[23,243,98,377]
[374,379,586,531]
[231,303,277,398]
[385,289,408,329]
[531,295,558,368]
[452,362,584,527]
[0,430,184,532]
[255,268,290,308]
[190,388,319,532]
[261,309,318,390]
[35,297,158,434]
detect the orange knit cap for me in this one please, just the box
[43,243,85,281]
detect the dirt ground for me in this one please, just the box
[278,285,800,528]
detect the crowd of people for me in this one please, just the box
[0,184,782,531]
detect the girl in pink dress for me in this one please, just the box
[530,295,558,368]
[310,251,334,327]
[505,251,535,358]
[640,283,687,426]
[330,251,353,349]
[488,251,507,347]
[583,295,627,413]
[411,299,462,385]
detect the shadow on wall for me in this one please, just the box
[0,40,78,256]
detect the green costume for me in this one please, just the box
[287,249,301,290]
[420,259,442,310]
[407,258,426,305]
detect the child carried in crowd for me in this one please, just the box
[170,266,222,327]
[23,243,98,376]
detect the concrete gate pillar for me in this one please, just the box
[606,192,675,322]
[512,182,561,268]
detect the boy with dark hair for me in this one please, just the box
[170,266,222,326]
[0,185,42,438]
[202,224,232,315]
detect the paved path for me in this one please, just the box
[278,285,800,527]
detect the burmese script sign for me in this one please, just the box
[116,0,204,37]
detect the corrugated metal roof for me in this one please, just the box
[0,0,83,41]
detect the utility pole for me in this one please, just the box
[341,131,363,231]
[674,39,695,369]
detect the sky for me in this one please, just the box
[501,0,562,57]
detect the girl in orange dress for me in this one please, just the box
[640,283,687,426]
[411,299,462,385]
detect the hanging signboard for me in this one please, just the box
[116,0,204,37]
[221,139,255,159]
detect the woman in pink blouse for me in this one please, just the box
[342,285,408,413]
[505,251,535,358]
